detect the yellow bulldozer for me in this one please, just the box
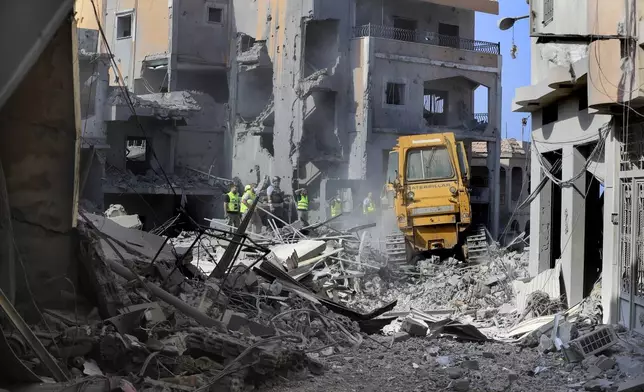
[382,132,489,263]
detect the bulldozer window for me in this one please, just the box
[387,151,399,183]
[406,147,454,182]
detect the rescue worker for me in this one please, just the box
[294,188,309,226]
[330,193,343,218]
[223,183,241,232]
[240,183,262,233]
[363,192,376,217]
[266,176,285,224]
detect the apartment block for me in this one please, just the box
[513,0,644,330]
[75,0,232,229]
[230,0,503,236]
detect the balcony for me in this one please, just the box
[353,24,500,55]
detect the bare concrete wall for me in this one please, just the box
[177,0,230,67]
[0,20,80,309]
[356,0,475,39]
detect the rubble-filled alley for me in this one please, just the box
[2,198,644,392]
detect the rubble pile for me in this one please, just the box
[4,205,644,392]
[103,165,230,192]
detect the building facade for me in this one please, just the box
[513,0,644,330]
[75,0,232,229]
[230,0,503,236]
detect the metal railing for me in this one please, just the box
[352,24,500,55]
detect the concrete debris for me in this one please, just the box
[6,208,644,392]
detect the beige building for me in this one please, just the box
[513,0,641,330]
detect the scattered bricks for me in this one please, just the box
[539,334,554,353]
[451,379,470,391]
[596,356,617,371]
[394,332,411,342]
[401,318,429,337]
[617,375,644,392]
[447,368,464,379]
[461,360,479,370]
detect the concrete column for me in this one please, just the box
[167,0,179,92]
[348,36,373,180]
[486,140,500,239]
[560,144,586,307]
[602,126,620,324]
[529,144,552,276]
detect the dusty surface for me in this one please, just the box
[262,337,618,392]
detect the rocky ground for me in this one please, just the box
[264,332,644,392]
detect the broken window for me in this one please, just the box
[207,7,223,23]
[511,166,523,202]
[116,14,132,39]
[405,147,454,182]
[543,0,554,26]
[438,23,460,49]
[125,136,150,174]
[542,103,558,125]
[385,82,405,106]
[393,17,417,42]
[423,90,448,126]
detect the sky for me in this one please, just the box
[474,0,531,141]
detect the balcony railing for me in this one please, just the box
[474,113,489,124]
[353,24,500,55]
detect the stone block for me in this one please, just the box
[447,368,464,379]
[461,360,479,370]
[596,356,617,371]
[451,379,470,391]
[401,317,429,337]
[539,334,554,353]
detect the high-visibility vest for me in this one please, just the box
[297,195,309,211]
[331,200,342,217]
[240,190,255,213]
[363,198,375,215]
[226,191,240,213]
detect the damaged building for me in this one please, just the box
[75,0,232,229]
[230,0,503,236]
[471,138,531,245]
[513,0,643,330]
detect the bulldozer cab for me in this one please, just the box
[385,133,472,243]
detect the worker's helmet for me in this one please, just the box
[272,176,281,184]
[245,185,252,191]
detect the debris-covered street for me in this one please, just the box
[2,204,643,392]
[5,0,644,392]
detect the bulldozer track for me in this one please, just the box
[384,225,490,264]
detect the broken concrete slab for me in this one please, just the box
[618,375,644,391]
[81,213,175,266]
[269,240,326,266]
[223,311,276,337]
[401,318,429,337]
[393,332,411,342]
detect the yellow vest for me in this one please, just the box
[297,195,309,211]
[363,198,375,215]
[227,191,240,213]
[240,190,255,213]
[331,200,342,217]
